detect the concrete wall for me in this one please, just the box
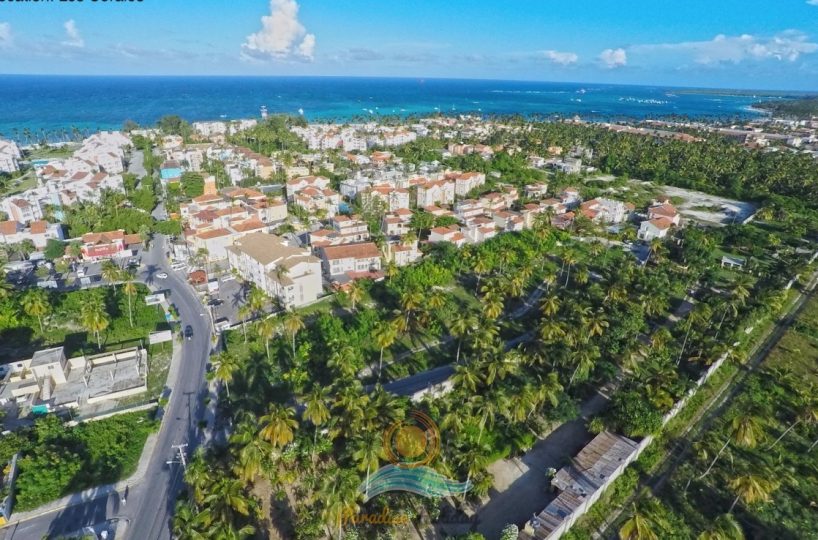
[543,350,730,540]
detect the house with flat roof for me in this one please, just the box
[0,347,148,414]
[527,432,640,540]
[226,232,323,309]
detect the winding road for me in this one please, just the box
[4,234,213,540]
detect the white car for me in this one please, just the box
[156,272,168,279]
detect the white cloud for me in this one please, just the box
[599,48,627,68]
[242,0,315,62]
[297,32,315,59]
[0,22,12,49]
[632,31,818,65]
[539,50,579,66]
[62,19,84,48]
[807,0,818,5]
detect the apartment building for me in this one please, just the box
[318,242,382,279]
[0,220,64,249]
[0,140,21,174]
[226,232,323,309]
[416,180,455,207]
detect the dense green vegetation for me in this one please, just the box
[0,411,158,511]
[504,120,818,214]
[610,293,818,540]
[755,96,818,118]
[129,115,817,538]
[229,115,307,155]
[172,201,809,539]
[0,284,167,359]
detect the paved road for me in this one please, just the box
[6,235,213,540]
[128,149,147,179]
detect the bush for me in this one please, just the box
[607,390,663,438]
[12,411,158,511]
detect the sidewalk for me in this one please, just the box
[4,337,183,527]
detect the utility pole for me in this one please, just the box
[167,443,189,473]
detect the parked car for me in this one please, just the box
[156,272,168,279]
[184,325,193,340]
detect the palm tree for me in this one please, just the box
[585,308,609,338]
[183,451,211,506]
[427,287,448,311]
[235,439,270,484]
[122,270,138,327]
[569,347,599,385]
[319,469,362,539]
[561,249,578,288]
[281,311,305,357]
[213,351,239,398]
[101,259,122,290]
[768,400,818,449]
[452,364,480,393]
[259,403,298,448]
[373,319,397,380]
[80,297,109,349]
[22,289,50,333]
[246,286,268,318]
[695,414,764,481]
[450,313,477,364]
[346,281,364,311]
[473,257,491,289]
[728,474,778,512]
[257,317,278,361]
[352,431,383,499]
[400,288,424,327]
[304,386,331,462]
[0,280,14,301]
[209,522,256,540]
[172,501,211,540]
[482,293,504,321]
[619,504,659,540]
[697,514,745,540]
[237,304,251,343]
[540,295,561,318]
[203,477,253,523]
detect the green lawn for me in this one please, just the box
[0,170,37,198]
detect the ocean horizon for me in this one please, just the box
[0,74,788,141]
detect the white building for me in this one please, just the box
[416,180,455,207]
[0,220,64,249]
[638,218,673,241]
[226,232,323,309]
[0,140,21,174]
[318,242,382,279]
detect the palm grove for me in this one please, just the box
[168,120,818,539]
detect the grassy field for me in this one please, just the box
[0,170,37,198]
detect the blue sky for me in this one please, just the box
[1,0,818,90]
